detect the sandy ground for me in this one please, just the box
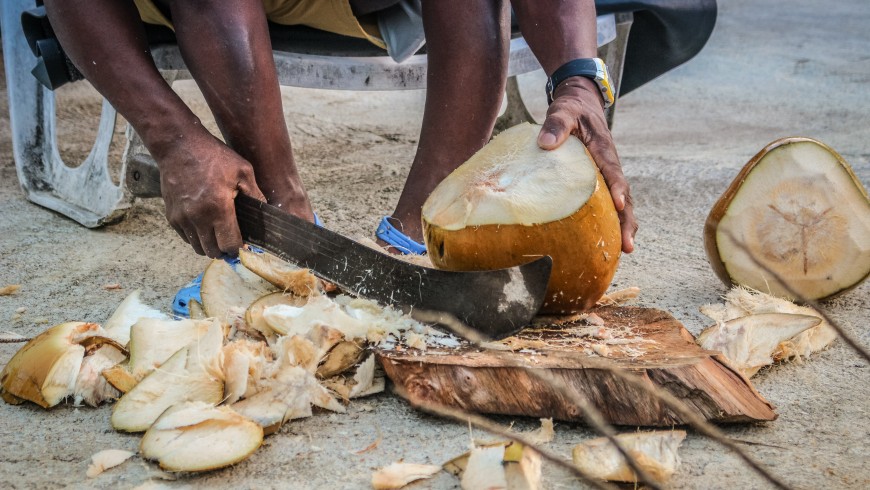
[1,0,869,488]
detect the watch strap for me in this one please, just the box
[546,58,614,109]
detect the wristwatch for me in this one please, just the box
[545,58,615,109]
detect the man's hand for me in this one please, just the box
[536,77,638,254]
[158,135,266,258]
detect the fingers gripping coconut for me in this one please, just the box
[422,123,623,313]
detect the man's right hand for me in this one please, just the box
[158,134,266,258]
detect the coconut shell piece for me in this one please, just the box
[0,322,117,408]
[422,123,621,313]
[112,322,224,432]
[697,313,821,377]
[127,318,219,379]
[245,292,306,338]
[371,463,442,489]
[200,259,275,321]
[572,430,686,484]
[140,402,263,473]
[705,137,870,301]
[316,340,365,379]
[103,290,167,346]
[238,248,321,296]
[102,365,139,394]
[86,449,136,478]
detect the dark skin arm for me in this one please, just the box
[512,0,638,253]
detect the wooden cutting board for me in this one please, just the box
[376,306,777,426]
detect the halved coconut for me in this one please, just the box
[572,430,686,484]
[245,292,306,338]
[103,290,167,346]
[127,318,218,379]
[140,401,263,473]
[0,322,114,408]
[705,137,870,301]
[112,322,224,432]
[697,312,821,377]
[422,123,622,313]
[200,259,276,321]
[238,248,321,296]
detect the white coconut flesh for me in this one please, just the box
[112,322,225,432]
[715,140,870,299]
[74,344,127,407]
[140,401,263,473]
[697,312,821,377]
[572,430,687,484]
[422,123,598,230]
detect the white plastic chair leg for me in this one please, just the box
[2,0,131,228]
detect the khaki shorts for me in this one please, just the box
[133,0,385,49]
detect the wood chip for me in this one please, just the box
[0,285,21,296]
[103,283,123,291]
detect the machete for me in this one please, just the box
[235,194,552,340]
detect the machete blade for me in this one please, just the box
[235,195,551,340]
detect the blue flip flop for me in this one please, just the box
[375,216,427,255]
[172,213,323,317]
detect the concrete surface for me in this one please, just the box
[1,0,868,488]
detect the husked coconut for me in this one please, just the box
[0,322,116,408]
[705,137,870,301]
[112,322,225,432]
[697,313,821,377]
[371,462,442,489]
[200,259,275,321]
[422,123,622,313]
[572,430,686,484]
[238,248,321,296]
[127,318,218,379]
[701,286,838,360]
[103,290,167,346]
[140,401,263,472]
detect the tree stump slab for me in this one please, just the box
[376,306,777,426]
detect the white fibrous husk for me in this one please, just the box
[371,462,442,489]
[697,313,820,377]
[86,449,136,478]
[572,430,687,484]
[140,401,263,472]
[103,290,168,346]
[221,339,271,404]
[127,318,219,379]
[701,286,839,361]
[238,248,321,296]
[74,343,127,407]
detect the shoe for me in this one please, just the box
[172,213,322,317]
[375,216,427,255]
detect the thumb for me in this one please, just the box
[537,110,573,150]
[236,170,266,202]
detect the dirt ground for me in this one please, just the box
[1,0,868,488]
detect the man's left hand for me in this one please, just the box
[537,76,638,254]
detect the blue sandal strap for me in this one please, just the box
[376,216,427,255]
[172,213,323,317]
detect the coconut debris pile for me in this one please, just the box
[697,286,838,377]
[0,248,443,474]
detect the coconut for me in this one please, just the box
[140,401,263,472]
[422,123,622,313]
[0,322,120,408]
[705,137,870,301]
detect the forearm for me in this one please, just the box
[511,0,598,75]
[44,0,206,162]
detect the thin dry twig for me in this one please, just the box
[415,310,793,490]
[392,385,617,490]
[413,311,664,490]
[720,229,870,365]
